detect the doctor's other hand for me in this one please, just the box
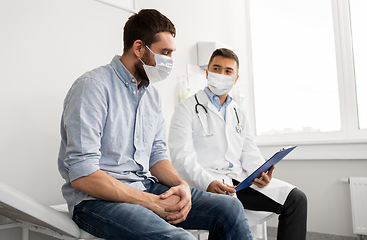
[207,180,236,196]
[252,165,275,188]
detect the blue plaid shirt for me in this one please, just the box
[58,55,168,214]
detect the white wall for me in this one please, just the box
[0,0,365,239]
[264,158,367,237]
[0,0,129,239]
[0,0,129,204]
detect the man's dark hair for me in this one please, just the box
[123,9,176,52]
[208,48,239,70]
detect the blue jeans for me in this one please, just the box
[73,180,252,240]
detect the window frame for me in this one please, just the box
[244,0,367,159]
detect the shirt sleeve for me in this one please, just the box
[168,99,215,190]
[149,92,169,168]
[61,78,107,182]
[240,112,266,175]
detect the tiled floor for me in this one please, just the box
[192,227,365,240]
[267,227,363,240]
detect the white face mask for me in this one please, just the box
[140,45,174,84]
[207,71,236,96]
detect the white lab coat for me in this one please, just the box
[168,90,295,226]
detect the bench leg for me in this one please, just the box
[22,227,29,240]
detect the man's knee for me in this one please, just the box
[293,188,307,206]
[221,196,246,221]
[285,188,307,214]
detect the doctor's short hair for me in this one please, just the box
[208,48,239,70]
[123,9,176,52]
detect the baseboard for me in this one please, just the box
[267,226,364,240]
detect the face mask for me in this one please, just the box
[207,71,236,96]
[140,45,174,84]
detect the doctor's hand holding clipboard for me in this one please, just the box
[207,166,274,196]
[251,165,275,188]
[235,145,298,192]
[207,146,296,195]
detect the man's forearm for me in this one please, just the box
[150,160,187,187]
[71,169,182,220]
[71,169,155,207]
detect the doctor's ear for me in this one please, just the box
[233,75,239,86]
[132,40,145,59]
[206,69,209,79]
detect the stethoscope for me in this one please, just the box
[194,94,242,137]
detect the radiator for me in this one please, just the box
[349,177,367,236]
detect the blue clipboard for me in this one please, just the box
[235,145,297,191]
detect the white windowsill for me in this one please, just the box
[256,137,367,161]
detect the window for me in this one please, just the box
[245,0,367,159]
[247,0,366,140]
[250,0,340,137]
[349,0,367,130]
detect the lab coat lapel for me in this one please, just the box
[206,102,224,121]
[196,90,224,122]
[225,101,234,125]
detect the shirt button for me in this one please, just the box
[135,137,138,141]
[125,82,128,85]
[132,78,136,82]
[133,91,136,95]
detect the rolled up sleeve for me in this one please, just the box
[61,78,107,182]
[149,99,169,169]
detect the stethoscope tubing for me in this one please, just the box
[194,93,242,135]
[195,94,212,136]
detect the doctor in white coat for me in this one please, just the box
[169,48,307,240]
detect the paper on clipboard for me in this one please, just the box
[235,145,297,191]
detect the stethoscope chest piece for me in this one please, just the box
[233,107,242,134]
[236,124,243,133]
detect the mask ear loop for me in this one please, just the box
[145,45,155,55]
[139,58,146,65]
[139,45,156,67]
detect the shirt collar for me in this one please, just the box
[110,55,148,90]
[203,87,232,110]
